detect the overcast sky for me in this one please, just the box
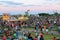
[0,0,60,15]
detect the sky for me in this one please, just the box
[0,0,60,15]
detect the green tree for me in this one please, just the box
[25,10,30,17]
[38,13,50,16]
[54,12,59,16]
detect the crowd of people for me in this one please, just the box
[0,15,60,40]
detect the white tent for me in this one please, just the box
[9,17,17,21]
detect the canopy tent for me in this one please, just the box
[2,14,10,21]
[18,16,29,21]
[9,17,18,21]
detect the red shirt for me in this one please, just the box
[48,24,50,27]
[12,24,14,27]
[3,36,6,40]
[33,38,37,40]
[53,37,56,40]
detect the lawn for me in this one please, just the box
[24,25,60,40]
[0,25,60,40]
[31,32,60,40]
[44,34,60,40]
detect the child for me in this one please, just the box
[53,37,56,40]
[3,35,7,40]
[13,32,16,39]
[46,28,48,34]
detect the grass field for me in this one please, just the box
[23,25,60,40]
[0,24,60,40]
[30,32,60,40]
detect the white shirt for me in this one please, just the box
[38,35,40,40]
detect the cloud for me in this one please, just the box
[0,0,60,6]
[0,4,2,5]
[0,1,23,5]
[0,0,60,14]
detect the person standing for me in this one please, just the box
[3,35,7,40]
[53,37,56,40]
[28,33,33,40]
[46,28,48,34]
[38,33,44,40]
[33,36,37,40]
[38,34,40,40]
[36,25,39,31]
[44,26,46,31]
[40,35,44,40]
[58,26,60,33]
[13,32,16,39]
